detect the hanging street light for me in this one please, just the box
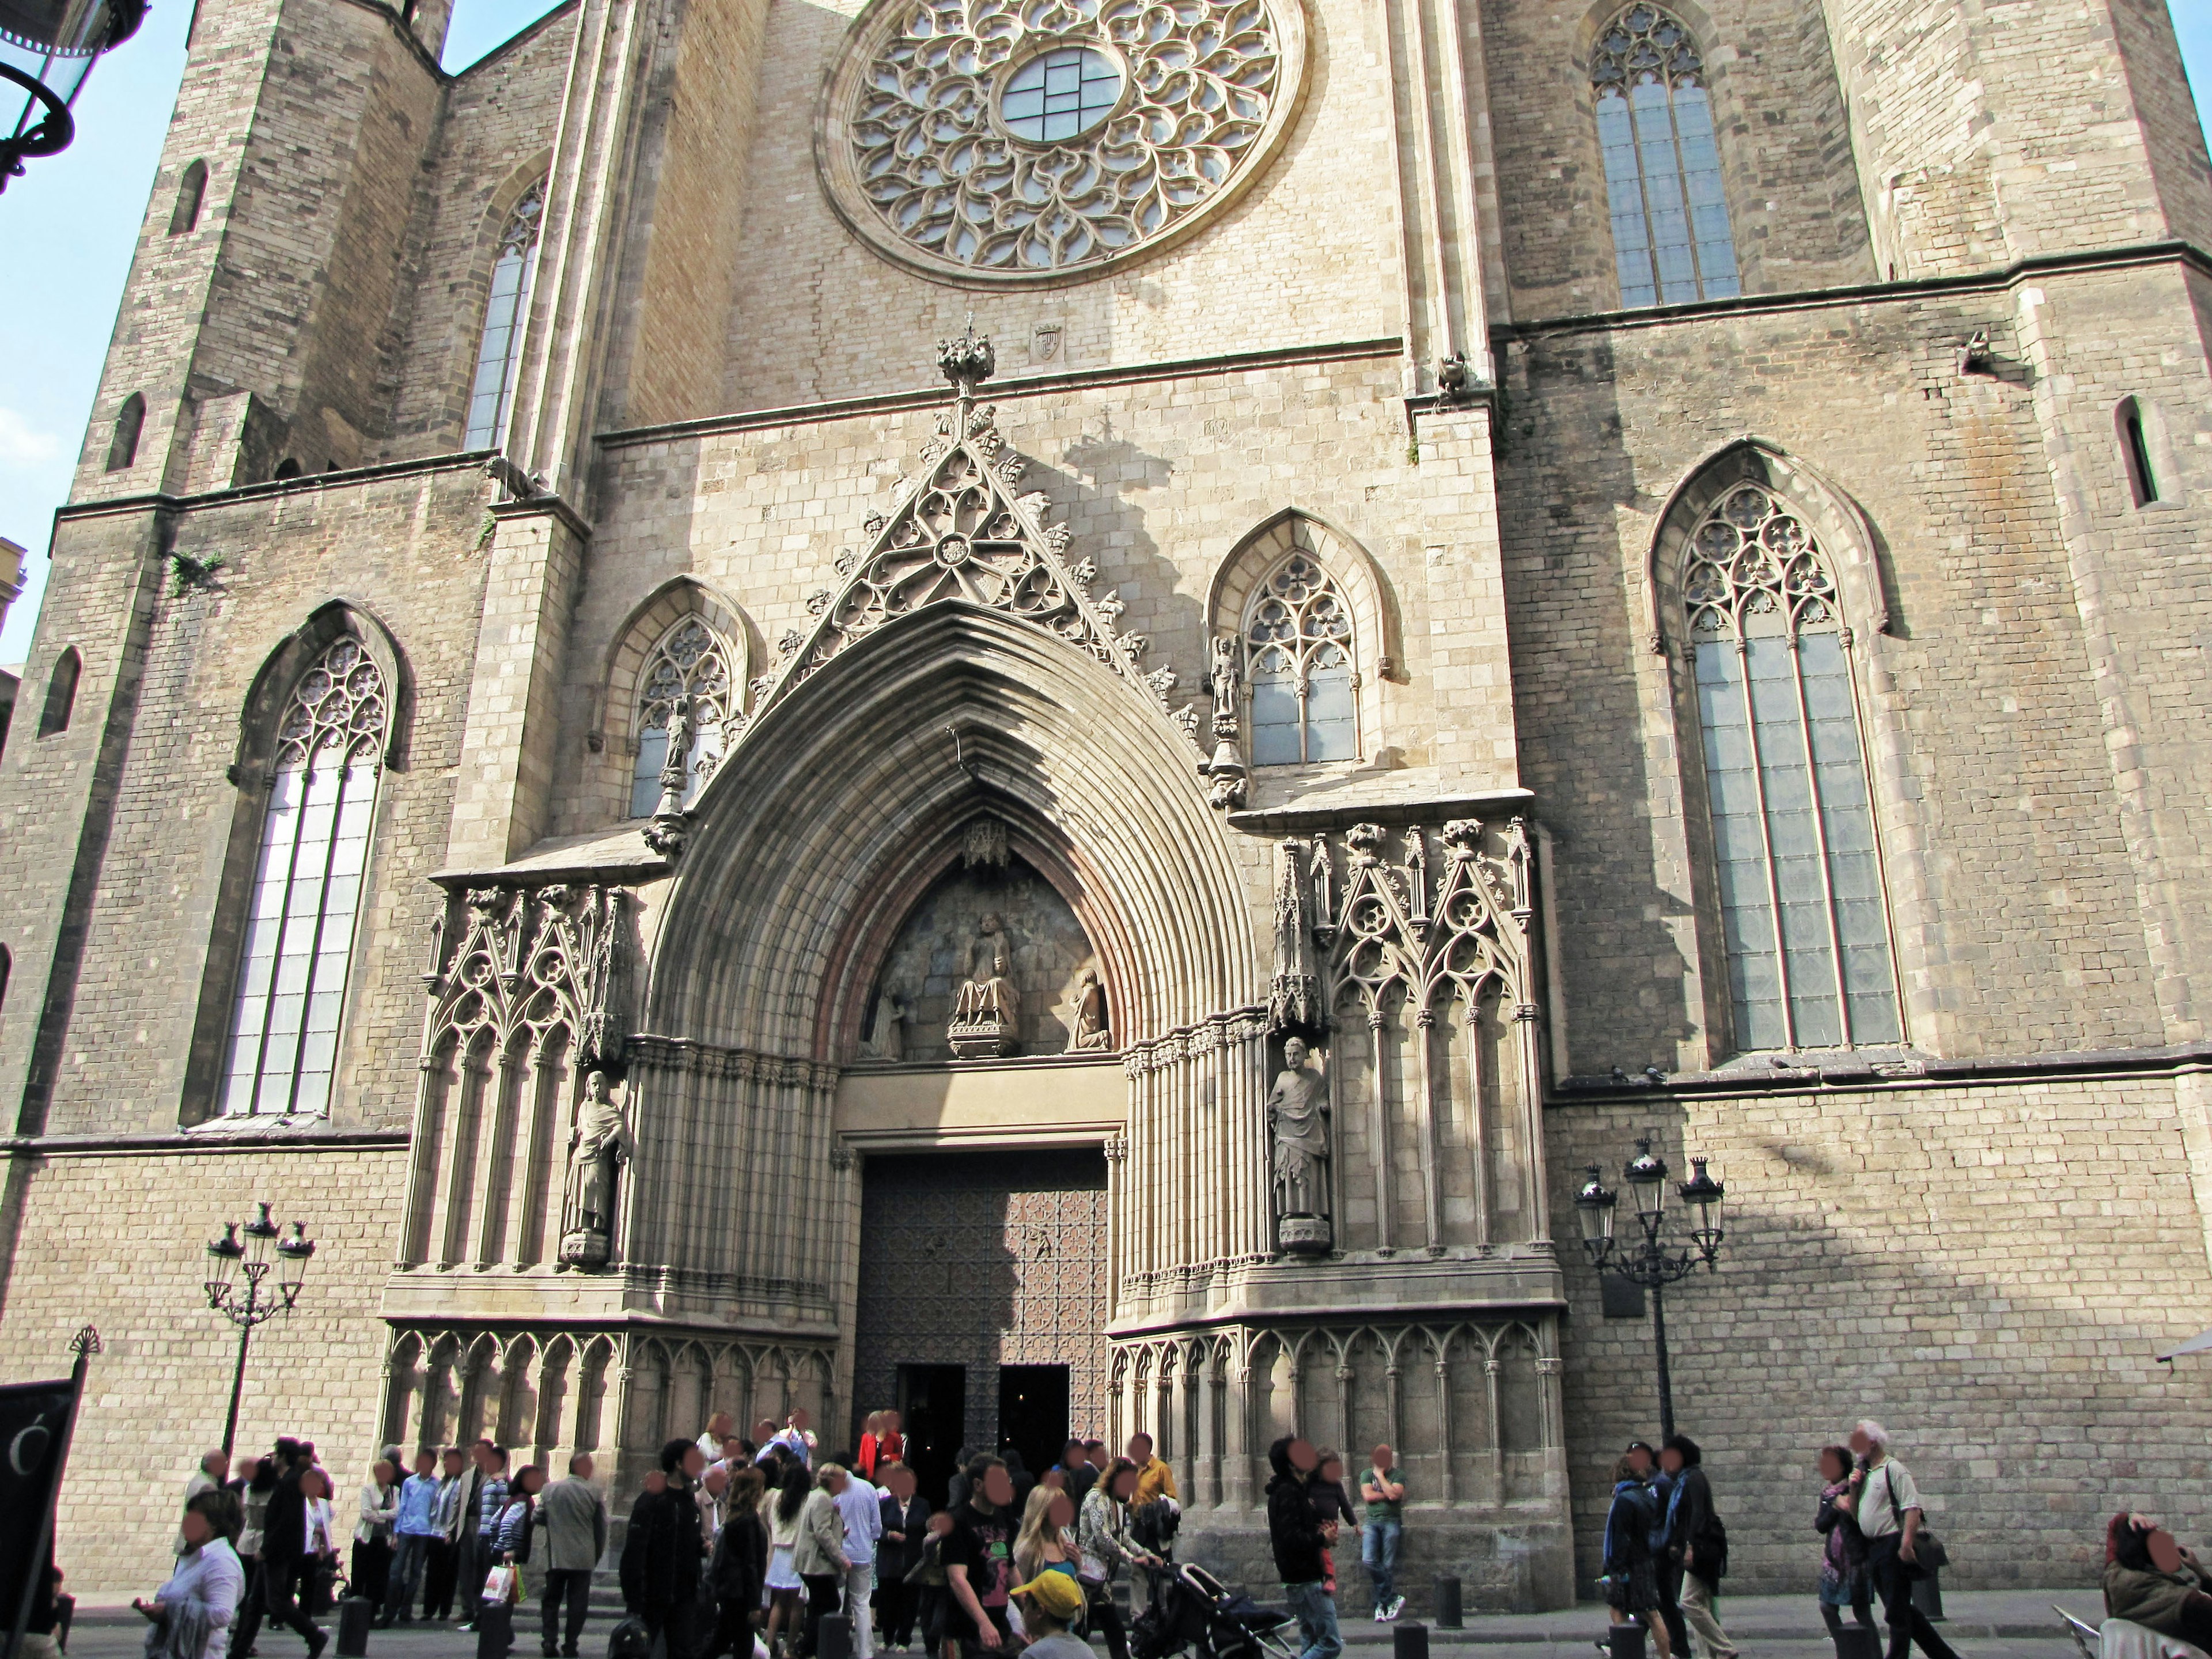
[1,0,149,191]
[1578,1135,1727,1440]
[203,1202,316,1455]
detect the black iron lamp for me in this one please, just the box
[203,1202,315,1453]
[1,0,149,191]
[1578,1134,1729,1440]
[1678,1156,1725,1267]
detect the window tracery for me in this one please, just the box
[1245,553,1356,766]
[464,182,544,450]
[629,616,736,819]
[1592,4,1738,308]
[218,635,389,1116]
[1682,483,1897,1051]
[819,0,1305,282]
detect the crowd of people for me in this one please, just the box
[124,1408,2212,1659]
[613,1412,1185,1659]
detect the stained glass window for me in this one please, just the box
[219,636,389,1116]
[464,182,544,449]
[1685,484,1898,1051]
[1245,554,1357,766]
[630,616,736,817]
[1593,5,1739,308]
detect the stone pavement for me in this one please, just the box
[61,1588,2101,1659]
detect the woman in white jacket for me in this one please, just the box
[352,1460,400,1609]
[136,1493,246,1659]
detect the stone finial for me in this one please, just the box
[938,325,995,391]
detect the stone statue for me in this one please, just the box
[1065,967,1109,1052]
[652,695,694,822]
[1267,1036,1332,1253]
[949,912,1020,1057]
[860,986,909,1061]
[558,1070,634,1268]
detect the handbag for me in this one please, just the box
[1881,1464,1949,1579]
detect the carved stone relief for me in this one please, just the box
[865,858,1105,1062]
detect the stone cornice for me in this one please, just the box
[2,1128,410,1158]
[626,1032,839,1088]
[52,450,497,524]
[1552,1036,2212,1104]
[593,337,1407,450]
[1491,239,2212,345]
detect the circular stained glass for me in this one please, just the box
[817,0,1309,285]
[999,46,1122,143]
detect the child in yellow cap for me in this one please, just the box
[1010,1569,1090,1659]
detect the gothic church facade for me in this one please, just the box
[4,0,2212,1601]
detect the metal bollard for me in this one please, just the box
[1432,1575,1462,1629]
[1832,1625,1882,1659]
[1606,1621,1647,1659]
[1392,1619,1429,1659]
[1910,1565,1944,1623]
[472,1600,512,1659]
[334,1597,374,1658]
[819,1612,854,1659]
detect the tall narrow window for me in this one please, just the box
[219,635,389,1116]
[169,160,208,235]
[464,183,546,449]
[39,648,79,737]
[629,616,736,817]
[106,392,145,472]
[1593,5,1739,308]
[1245,553,1358,766]
[1684,483,1898,1051]
[2118,398,2160,506]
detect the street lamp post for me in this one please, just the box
[1,0,149,189]
[203,1203,315,1456]
[1574,1137,1726,1441]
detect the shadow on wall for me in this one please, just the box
[1547,1092,2212,1593]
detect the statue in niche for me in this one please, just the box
[559,1070,634,1268]
[949,912,1020,1058]
[1267,1036,1332,1254]
[859,984,910,1061]
[1065,967,1110,1052]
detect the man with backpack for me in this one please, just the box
[1659,1435,1735,1659]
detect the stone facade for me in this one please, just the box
[2,0,2211,1609]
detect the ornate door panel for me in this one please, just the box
[854,1150,1109,1454]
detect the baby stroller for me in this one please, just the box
[1130,1563,1297,1659]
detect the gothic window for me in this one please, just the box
[628,616,735,817]
[1592,5,1739,308]
[218,635,389,1116]
[170,160,207,235]
[1684,483,1899,1051]
[39,648,79,737]
[1245,553,1357,766]
[464,182,544,450]
[106,392,145,471]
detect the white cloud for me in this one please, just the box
[0,408,63,472]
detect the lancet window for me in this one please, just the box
[1683,483,1898,1051]
[218,635,389,1116]
[1245,554,1357,766]
[1593,5,1738,308]
[628,616,736,818]
[464,182,544,450]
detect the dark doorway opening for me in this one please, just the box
[897,1363,968,1508]
[996,1363,1069,1491]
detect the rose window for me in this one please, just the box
[818,0,1308,283]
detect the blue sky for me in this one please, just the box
[2,0,2209,666]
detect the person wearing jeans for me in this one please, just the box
[1358,1446,1404,1622]
[381,1450,443,1625]
[1267,1438,1341,1659]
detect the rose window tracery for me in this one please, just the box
[819,0,1306,282]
